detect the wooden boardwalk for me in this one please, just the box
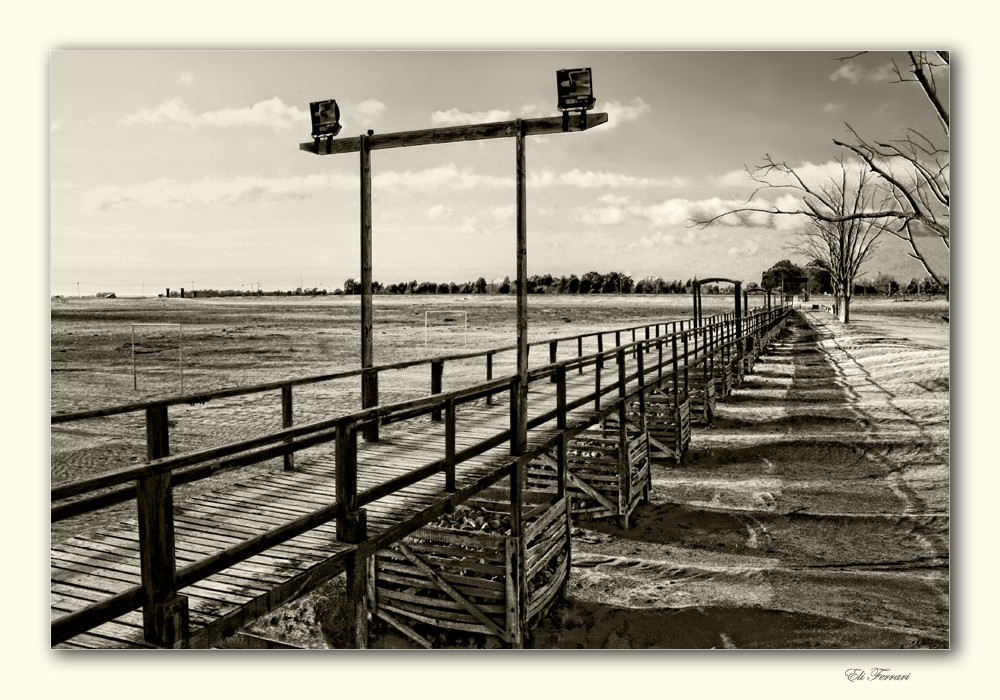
[52,346,664,648]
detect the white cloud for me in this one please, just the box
[822,102,842,113]
[460,216,479,234]
[728,238,760,257]
[628,196,807,230]
[580,206,626,225]
[829,61,895,84]
[492,205,515,222]
[427,204,452,220]
[601,98,651,127]
[543,168,688,190]
[118,97,308,130]
[599,194,631,205]
[429,103,547,126]
[357,99,387,120]
[85,163,521,212]
[431,108,513,126]
[178,72,194,85]
[373,164,511,191]
[83,173,356,211]
[50,119,64,132]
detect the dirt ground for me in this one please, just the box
[50,294,949,648]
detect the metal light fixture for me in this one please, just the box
[310,99,342,138]
[556,68,596,112]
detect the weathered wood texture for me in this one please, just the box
[528,418,649,529]
[642,393,692,465]
[300,113,609,155]
[371,488,570,647]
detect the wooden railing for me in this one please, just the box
[50,305,792,647]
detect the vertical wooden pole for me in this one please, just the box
[683,332,690,397]
[138,406,189,647]
[556,366,567,430]
[509,460,526,648]
[617,348,626,399]
[549,341,558,383]
[577,336,583,375]
[360,133,378,442]
[692,278,699,328]
[734,281,743,365]
[282,385,294,471]
[671,333,679,409]
[445,399,456,492]
[617,400,629,530]
[486,352,494,405]
[431,361,444,422]
[514,119,528,455]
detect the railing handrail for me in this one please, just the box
[51,305,792,646]
[50,308,772,424]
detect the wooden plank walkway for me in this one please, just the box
[51,341,686,649]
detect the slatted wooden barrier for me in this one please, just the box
[372,486,570,648]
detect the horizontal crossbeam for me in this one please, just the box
[300,113,609,155]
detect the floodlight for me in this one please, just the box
[310,99,342,138]
[556,68,596,112]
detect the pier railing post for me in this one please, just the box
[445,398,456,492]
[508,460,526,648]
[362,369,379,442]
[549,341,558,383]
[486,352,494,406]
[281,385,295,470]
[556,366,567,430]
[138,405,189,647]
[431,360,444,422]
[577,336,584,375]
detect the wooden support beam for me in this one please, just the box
[360,133,378,442]
[301,113,609,155]
[138,406,188,647]
[281,385,294,471]
[445,399,456,492]
[431,361,444,422]
[514,119,528,455]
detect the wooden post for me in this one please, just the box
[577,336,584,374]
[683,332,690,396]
[336,422,360,541]
[509,380,519,456]
[549,340,558,383]
[445,399,456,492]
[617,400,630,530]
[486,352,494,405]
[360,133,378,442]
[431,361,444,421]
[138,406,189,647]
[594,348,602,412]
[617,348,626,398]
[631,328,637,358]
[556,432,568,501]
[692,278,699,328]
[346,548,370,649]
[671,333,679,408]
[514,119,528,455]
[556,366,567,429]
[734,281,743,364]
[508,460,526,648]
[615,330,621,348]
[281,385,294,471]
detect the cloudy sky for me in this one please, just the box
[50,50,949,295]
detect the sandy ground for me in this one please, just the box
[50,295,949,648]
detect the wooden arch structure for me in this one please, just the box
[690,277,775,334]
[301,112,608,451]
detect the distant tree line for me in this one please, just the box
[338,272,737,296]
[161,287,328,298]
[759,259,948,299]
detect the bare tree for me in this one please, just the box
[790,161,887,323]
[697,51,949,285]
